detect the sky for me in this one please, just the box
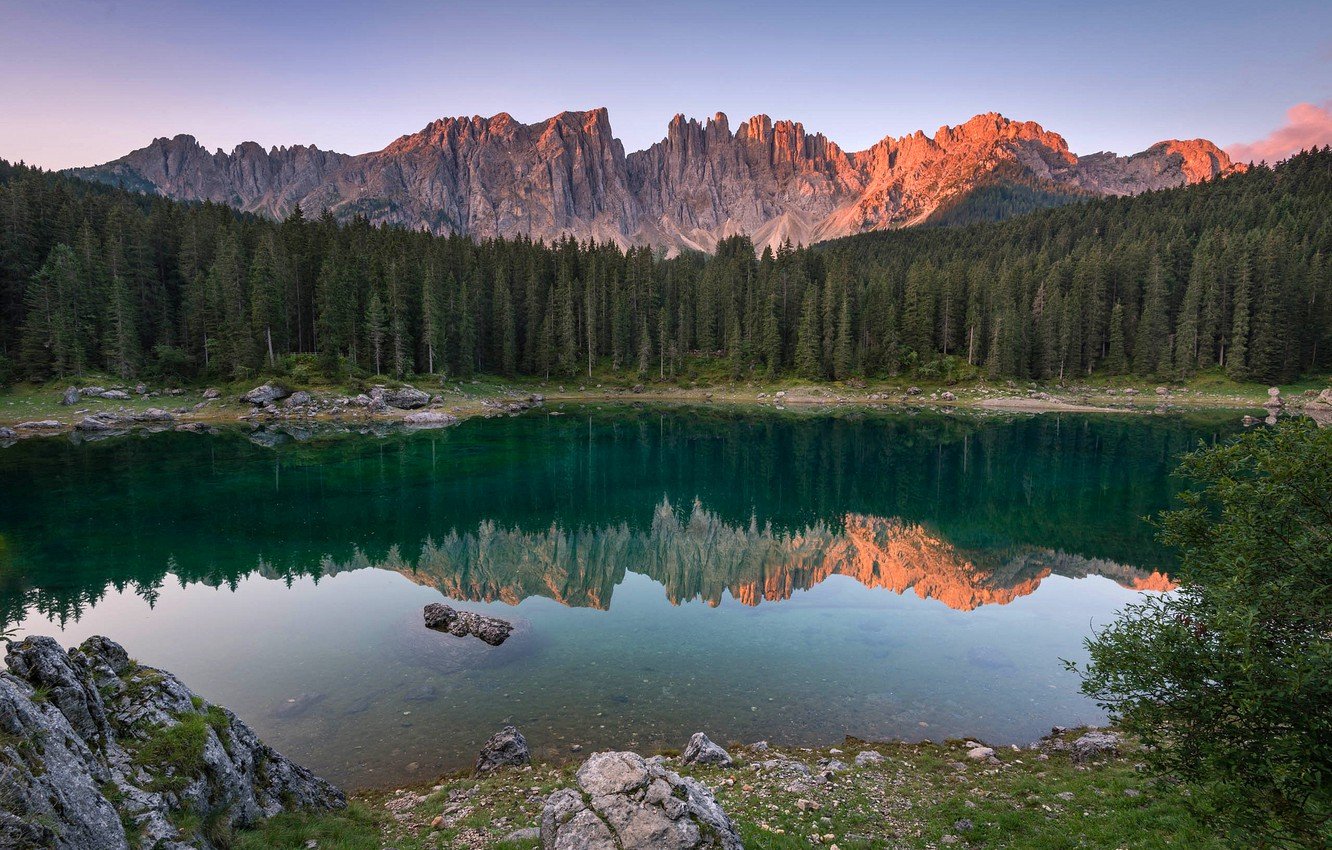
[1,0,1330,170]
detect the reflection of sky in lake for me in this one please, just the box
[2,407,1240,787]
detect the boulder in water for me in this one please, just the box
[424,602,514,646]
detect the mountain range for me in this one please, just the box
[70,109,1242,254]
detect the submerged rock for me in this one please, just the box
[475,724,531,773]
[540,750,742,849]
[423,602,514,646]
[681,732,733,767]
[0,635,344,850]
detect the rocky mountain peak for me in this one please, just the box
[72,109,1242,254]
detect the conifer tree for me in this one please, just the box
[795,285,823,380]
[365,290,387,376]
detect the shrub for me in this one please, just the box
[1077,420,1332,847]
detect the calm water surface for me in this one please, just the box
[0,405,1240,786]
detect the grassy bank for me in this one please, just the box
[233,729,1218,850]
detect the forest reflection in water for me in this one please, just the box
[0,405,1226,629]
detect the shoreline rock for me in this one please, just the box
[540,749,743,849]
[681,731,733,767]
[475,725,531,773]
[0,635,345,850]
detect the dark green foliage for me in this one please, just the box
[0,150,1328,384]
[1078,421,1332,847]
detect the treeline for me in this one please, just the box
[0,149,1329,386]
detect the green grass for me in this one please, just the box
[227,733,1223,850]
[231,803,387,850]
[131,711,209,793]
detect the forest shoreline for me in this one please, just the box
[0,375,1315,438]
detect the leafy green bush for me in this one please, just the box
[1078,420,1332,847]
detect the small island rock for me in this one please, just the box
[423,602,514,645]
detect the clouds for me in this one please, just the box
[1226,101,1332,164]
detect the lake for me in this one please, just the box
[0,405,1240,787]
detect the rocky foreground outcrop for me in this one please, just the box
[541,750,743,849]
[0,635,344,850]
[72,110,1241,255]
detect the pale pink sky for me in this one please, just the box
[1226,101,1332,163]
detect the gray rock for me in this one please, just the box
[424,602,514,646]
[241,383,291,405]
[966,746,996,761]
[1071,731,1120,763]
[76,415,123,432]
[541,750,741,849]
[285,390,313,408]
[941,390,956,401]
[60,386,81,405]
[382,385,430,409]
[202,387,222,399]
[0,426,16,441]
[681,732,733,767]
[475,725,531,773]
[1,635,344,850]
[906,386,921,395]
[854,750,884,766]
[79,386,106,397]
[16,420,63,430]
[98,389,131,400]
[403,410,459,428]
[134,383,148,395]
[131,407,174,422]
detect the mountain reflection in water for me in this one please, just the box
[315,498,1172,613]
